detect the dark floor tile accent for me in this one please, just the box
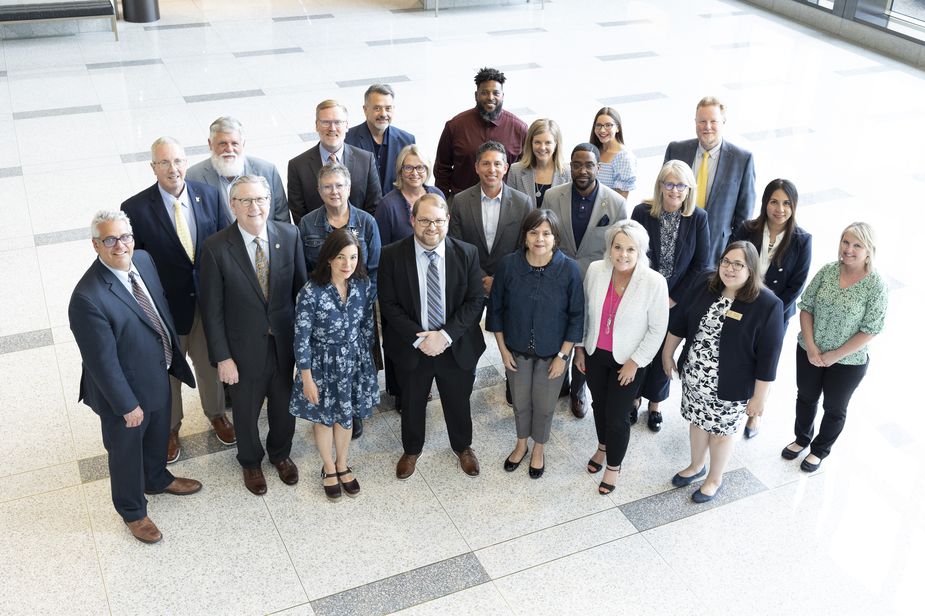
[86,58,164,70]
[366,36,430,46]
[488,27,546,36]
[598,18,654,27]
[0,70,6,78]
[507,107,535,116]
[798,187,851,205]
[712,41,753,49]
[599,92,666,105]
[390,7,424,13]
[698,10,749,18]
[878,421,916,447]
[336,75,411,88]
[634,145,666,159]
[233,47,304,58]
[0,329,54,355]
[597,51,657,62]
[272,15,307,22]
[494,62,541,71]
[12,105,103,120]
[34,227,87,246]
[120,144,209,164]
[742,126,814,141]
[78,455,109,483]
[0,166,23,178]
[144,22,211,31]
[311,553,490,616]
[621,467,767,532]
[724,78,787,90]
[835,65,893,76]
[299,132,319,142]
[183,89,265,103]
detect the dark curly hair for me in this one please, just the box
[475,67,506,87]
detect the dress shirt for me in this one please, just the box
[412,237,452,346]
[480,189,502,252]
[570,181,599,250]
[158,183,197,239]
[99,258,171,351]
[693,141,721,201]
[237,224,270,271]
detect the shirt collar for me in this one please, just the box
[98,257,138,285]
[480,186,503,202]
[571,180,599,202]
[158,183,189,208]
[696,141,722,158]
[236,222,269,245]
[319,144,343,163]
[413,236,446,259]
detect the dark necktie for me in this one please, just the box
[128,272,172,366]
[424,250,444,330]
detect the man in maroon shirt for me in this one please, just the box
[434,67,527,202]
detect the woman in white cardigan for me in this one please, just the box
[574,220,669,495]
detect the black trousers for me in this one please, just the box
[398,352,475,455]
[99,397,173,523]
[794,345,868,459]
[585,348,646,467]
[638,333,671,403]
[570,362,586,398]
[230,336,295,469]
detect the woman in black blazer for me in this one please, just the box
[662,242,784,503]
[729,179,812,438]
[630,160,711,433]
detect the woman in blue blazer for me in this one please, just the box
[630,160,711,433]
[730,179,812,438]
[662,242,784,503]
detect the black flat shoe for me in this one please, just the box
[321,468,342,501]
[781,443,805,460]
[671,466,706,488]
[351,415,364,439]
[599,465,621,495]
[743,424,759,439]
[504,447,528,472]
[800,457,822,472]
[528,464,545,479]
[336,467,360,496]
[647,410,662,432]
[692,484,722,503]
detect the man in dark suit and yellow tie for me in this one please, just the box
[378,193,486,480]
[200,176,307,495]
[69,210,202,544]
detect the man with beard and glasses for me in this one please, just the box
[345,83,416,196]
[187,116,291,225]
[434,67,527,203]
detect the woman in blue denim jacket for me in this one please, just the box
[487,209,584,478]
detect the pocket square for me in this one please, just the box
[596,215,610,227]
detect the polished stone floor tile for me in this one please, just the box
[0,461,81,504]
[391,582,513,616]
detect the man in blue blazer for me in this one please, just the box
[345,84,416,196]
[664,96,756,265]
[121,137,234,464]
[69,210,201,544]
[186,116,291,225]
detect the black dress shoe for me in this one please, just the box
[647,410,663,432]
[800,457,822,472]
[781,443,805,460]
[570,393,586,418]
[352,415,363,439]
[671,466,706,488]
[504,447,528,472]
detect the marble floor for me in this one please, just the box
[0,0,922,614]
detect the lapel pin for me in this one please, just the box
[195,196,200,202]
[275,243,280,249]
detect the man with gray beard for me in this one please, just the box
[187,116,291,225]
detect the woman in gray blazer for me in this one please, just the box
[505,118,570,208]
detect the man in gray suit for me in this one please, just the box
[663,96,755,264]
[543,143,627,418]
[287,99,382,224]
[448,141,532,297]
[186,116,291,225]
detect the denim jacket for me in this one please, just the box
[298,204,381,296]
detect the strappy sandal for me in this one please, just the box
[336,467,360,496]
[586,446,606,473]
[321,468,342,501]
[599,465,621,495]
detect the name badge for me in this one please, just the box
[726,309,743,321]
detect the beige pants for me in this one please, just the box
[169,306,225,430]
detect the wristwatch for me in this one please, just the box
[557,351,570,362]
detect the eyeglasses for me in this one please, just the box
[232,196,269,207]
[401,164,427,174]
[662,182,689,192]
[594,122,616,131]
[570,161,598,171]
[415,218,447,228]
[318,119,347,128]
[96,233,135,248]
[720,258,746,272]
[152,158,188,169]
[320,183,348,193]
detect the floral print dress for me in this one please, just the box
[289,278,379,427]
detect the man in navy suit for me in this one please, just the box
[186,116,291,225]
[344,84,416,196]
[287,99,382,223]
[69,210,202,544]
[378,194,486,480]
[121,137,234,465]
[664,96,756,264]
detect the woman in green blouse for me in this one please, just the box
[781,222,888,472]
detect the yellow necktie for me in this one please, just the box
[174,201,195,262]
[696,151,709,208]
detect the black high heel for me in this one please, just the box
[599,465,621,495]
[586,446,606,473]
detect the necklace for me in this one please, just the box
[604,279,624,334]
[534,182,542,198]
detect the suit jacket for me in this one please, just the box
[186,155,291,225]
[663,139,755,263]
[344,122,416,193]
[378,236,486,371]
[287,143,382,224]
[542,182,628,277]
[730,223,812,321]
[448,184,532,278]
[505,162,570,208]
[199,221,308,378]
[120,181,227,335]
[69,251,195,418]
[631,203,711,303]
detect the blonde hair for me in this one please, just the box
[393,144,433,190]
[646,160,696,217]
[519,118,565,173]
[840,222,877,272]
[315,99,348,119]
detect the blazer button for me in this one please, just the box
[772,280,778,284]
[190,293,195,297]
[778,267,783,272]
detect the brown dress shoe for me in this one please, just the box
[396,453,418,480]
[570,393,586,419]
[456,448,480,477]
[167,429,180,464]
[146,477,202,496]
[210,414,236,445]
[243,468,267,495]
[273,458,299,485]
[125,516,162,544]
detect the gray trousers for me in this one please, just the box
[169,306,225,430]
[506,353,567,443]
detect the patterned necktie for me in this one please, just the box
[696,151,710,208]
[328,152,337,164]
[254,238,269,300]
[128,272,173,366]
[174,201,195,262]
[424,250,444,330]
